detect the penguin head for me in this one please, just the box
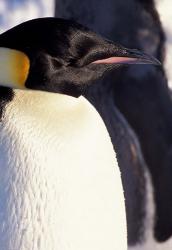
[0,17,160,97]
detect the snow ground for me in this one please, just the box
[157,0,172,88]
[0,0,54,32]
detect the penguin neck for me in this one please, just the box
[4,89,89,136]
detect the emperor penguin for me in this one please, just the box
[0,17,159,250]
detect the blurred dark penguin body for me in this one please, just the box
[55,0,172,248]
[0,17,158,250]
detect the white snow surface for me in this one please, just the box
[0,0,54,32]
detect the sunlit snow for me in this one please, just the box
[0,0,54,32]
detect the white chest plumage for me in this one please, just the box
[0,90,127,250]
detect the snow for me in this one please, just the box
[0,0,54,33]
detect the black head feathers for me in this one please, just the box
[0,17,160,97]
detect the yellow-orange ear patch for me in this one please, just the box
[0,48,30,89]
[12,50,30,88]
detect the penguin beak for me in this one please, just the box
[92,46,161,66]
[0,48,30,89]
